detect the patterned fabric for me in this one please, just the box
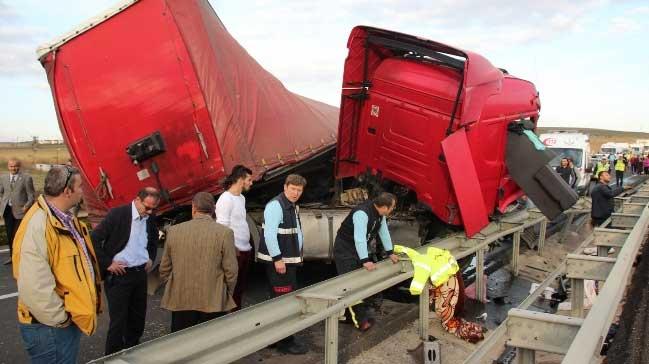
[48,201,95,283]
[431,272,485,343]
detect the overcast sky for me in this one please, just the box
[1,0,648,141]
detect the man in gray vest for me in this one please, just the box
[0,158,35,265]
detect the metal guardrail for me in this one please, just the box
[91,210,549,363]
[502,182,649,364]
[92,181,649,364]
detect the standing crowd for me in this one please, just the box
[3,160,406,363]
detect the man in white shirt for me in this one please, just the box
[215,165,253,310]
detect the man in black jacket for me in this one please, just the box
[91,187,160,355]
[591,171,624,226]
[333,192,400,332]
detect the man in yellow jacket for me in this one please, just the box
[13,166,101,364]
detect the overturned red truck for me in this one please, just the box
[37,0,575,248]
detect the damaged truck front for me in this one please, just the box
[335,26,577,238]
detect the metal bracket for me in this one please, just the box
[629,195,649,204]
[297,293,342,315]
[622,202,647,214]
[506,309,583,354]
[566,254,616,281]
[594,228,629,248]
[611,213,641,228]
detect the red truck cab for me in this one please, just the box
[336,27,552,236]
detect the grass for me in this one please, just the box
[0,144,70,168]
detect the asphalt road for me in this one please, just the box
[0,252,342,363]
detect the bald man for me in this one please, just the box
[0,158,35,264]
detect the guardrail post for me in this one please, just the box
[325,314,339,364]
[512,230,521,276]
[419,281,430,340]
[570,278,584,318]
[538,219,547,256]
[597,246,608,257]
[476,247,486,302]
[518,348,535,364]
[560,212,575,243]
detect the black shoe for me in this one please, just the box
[277,341,308,355]
[3,258,11,265]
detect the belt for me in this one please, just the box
[125,263,147,272]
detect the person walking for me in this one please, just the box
[0,158,35,264]
[591,171,624,226]
[215,165,253,310]
[643,155,649,175]
[91,187,160,355]
[256,174,307,355]
[159,192,238,332]
[13,166,101,363]
[614,154,626,187]
[333,192,400,331]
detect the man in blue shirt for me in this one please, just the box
[333,192,400,331]
[91,188,160,355]
[256,174,307,355]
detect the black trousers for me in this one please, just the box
[334,255,371,328]
[3,208,20,258]
[105,268,147,355]
[615,170,624,186]
[265,263,298,346]
[171,310,226,333]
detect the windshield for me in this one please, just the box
[548,148,584,168]
[601,148,616,155]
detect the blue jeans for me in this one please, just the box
[19,323,81,364]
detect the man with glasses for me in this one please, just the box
[91,187,160,355]
[13,165,101,363]
[0,158,35,264]
[333,192,400,332]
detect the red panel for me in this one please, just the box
[40,0,339,218]
[441,128,489,237]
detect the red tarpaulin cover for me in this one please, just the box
[38,0,338,220]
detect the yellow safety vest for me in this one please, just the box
[596,162,609,175]
[615,160,625,172]
[394,245,459,295]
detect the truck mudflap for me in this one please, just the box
[505,121,578,219]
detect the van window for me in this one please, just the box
[548,148,583,168]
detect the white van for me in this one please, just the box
[539,131,592,194]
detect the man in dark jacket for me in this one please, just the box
[91,187,160,355]
[333,192,400,332]
[591,171,624,226]
[256,174,307,355]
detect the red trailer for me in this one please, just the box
[336,27,572,237]
[37,0,338,220]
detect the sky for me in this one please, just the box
[0,0,648,141]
